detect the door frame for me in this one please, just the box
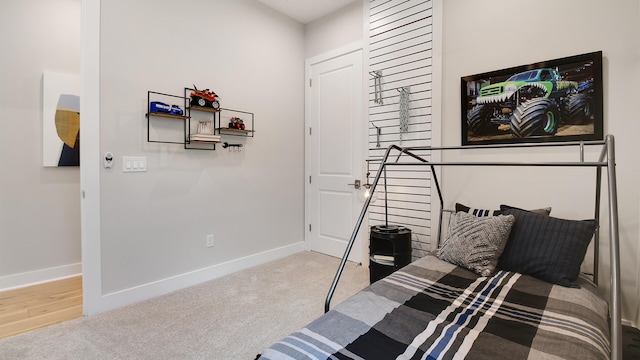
[304,41,369,265]
[80,0,102,315]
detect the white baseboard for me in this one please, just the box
[89,242,306,315]
[0,263,82,291]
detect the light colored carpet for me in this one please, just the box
[0,251,369,359]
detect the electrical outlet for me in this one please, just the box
[206,234,214,247]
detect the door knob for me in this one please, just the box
[348,180,361,189]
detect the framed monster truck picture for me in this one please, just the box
[461,51,603,146]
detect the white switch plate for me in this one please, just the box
[206,234,214,247]
[122,156,147,172]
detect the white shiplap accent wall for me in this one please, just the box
[367,0,434,259]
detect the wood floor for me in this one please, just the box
[0,276,83,339]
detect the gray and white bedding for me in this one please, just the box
[259,253,610,360]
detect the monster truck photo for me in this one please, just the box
[462,51,602,145]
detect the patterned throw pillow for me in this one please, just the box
[437,211,515,277]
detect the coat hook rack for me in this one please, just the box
[222,142,243,152]
[372,122,381,147]
[398,86,410,144]
[370,70,383,105]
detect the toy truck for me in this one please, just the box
[190,85,220,110]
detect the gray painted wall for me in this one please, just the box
[305,1,363,59]
[0,0,81,286]
[97,0,306,295]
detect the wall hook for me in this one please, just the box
[371,70,383,104]
[222,142,243,152]
[372,122,381,147]
[398,86,410,144]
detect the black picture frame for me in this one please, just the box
[461,51,603,146]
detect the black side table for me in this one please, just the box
[369,225,412,283]
[623,325,640,359]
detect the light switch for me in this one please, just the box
[123,156,147,172]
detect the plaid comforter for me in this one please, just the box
[259,254,610,360]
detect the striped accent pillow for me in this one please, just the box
[455,202,501,217]
[438,211,515,277]
[455,202,552,217]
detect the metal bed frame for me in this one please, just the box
[324,134,621,360]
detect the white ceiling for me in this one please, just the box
[256,0,359,24]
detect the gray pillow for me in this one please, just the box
[437,211,515,276]
[498,205,597,288]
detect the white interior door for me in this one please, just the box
[305,45,365,263]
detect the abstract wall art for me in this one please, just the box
[42,71,80,167]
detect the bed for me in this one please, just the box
[258,135,621,360]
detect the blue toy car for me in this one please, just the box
[169,105,184,116]
[150,101,183,116]
[150,101,170,113]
